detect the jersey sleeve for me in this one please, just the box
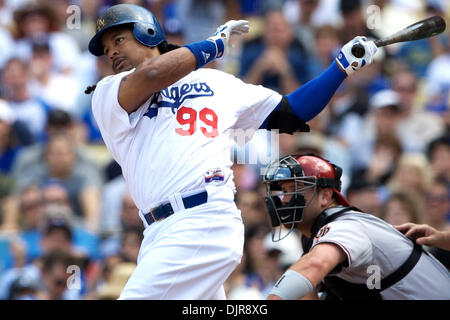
[91,69,151,164]
[229,77,282,132]
[311,219,373,271]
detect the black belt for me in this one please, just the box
[144,190,208,226]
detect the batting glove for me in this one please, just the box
[336,36,378,76]
[207,20,250,58]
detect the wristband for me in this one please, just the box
[184,38,224,70]
[269,270,313,300]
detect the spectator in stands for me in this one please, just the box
[0,25,15,72]
[118,227,144,264]
[307,24,341,78]
[17,185,45,264]
[40,250,80,300]
[176,0,240,44]
[95,262,136,300]
[345,177,382,217]
[0,204,84,299]
[292,0,320,56]
[100,192,143,259]
[235,190,269,228]
[78,54,113,143]
[423,177,450,231]
[1,58,47,137]
[240,9,309,94]
[294,130,351,185]
[14,133,102,231]
[41,181,100,260]
[12,3,81,75]
[241,223,283,298]
[7,186,99,269]
[340,89,403,171]
[98,173,127,236]
[0,0,14,29]
[98,227,144,276]
[388,153,433,206]
[393,0,446,78]
[426,134,450,184]
[13,109,99,179]
[40,205,75,255]
[380,192,423,226]
[339,0,378,44]
[424,33,450,123]
[0,99,32,175]
[225,251,264,300]
[353,133,403,187]
[7,271,45,300]
[28,36,80,116]
[393,69,446,153]
[88,254,124,300]
[416,176,450,269]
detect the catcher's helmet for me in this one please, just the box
[88,4,166,56]
[263,154,349,241]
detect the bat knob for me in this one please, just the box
[351,43,365,58]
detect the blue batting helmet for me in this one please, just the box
[88,4,166,56]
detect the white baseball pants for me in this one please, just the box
[118,186,244,300]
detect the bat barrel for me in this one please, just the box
[350,16,446,59]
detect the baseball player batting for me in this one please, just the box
[264,154,450,300]
[87,4,377,299]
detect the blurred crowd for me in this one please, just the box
[0,0,449,300]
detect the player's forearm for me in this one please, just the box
[285,61,346,122]
[299,243,347,284]
[142,48,197,90]
[119,48,197,113]
[118,20,248,113]
[267,259,326,300]
[289,252,333,288]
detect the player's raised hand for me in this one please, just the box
[336,36,377,76]
[214,20,249,40]
[208,20,250,58]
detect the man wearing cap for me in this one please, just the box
[342,89,404,172]
[263,154,450,300]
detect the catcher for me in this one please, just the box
[264,154,450,300]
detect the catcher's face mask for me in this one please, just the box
[263,156,317,242]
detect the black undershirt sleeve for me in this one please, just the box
[265,96,310,134]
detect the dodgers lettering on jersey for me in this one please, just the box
[92,68,282,215]
[311,212,450,299]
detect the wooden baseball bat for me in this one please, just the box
[351,16,446,58]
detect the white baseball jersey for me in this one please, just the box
[92,67,281,220]
[312,211,450,299]
[92,67,282,299]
